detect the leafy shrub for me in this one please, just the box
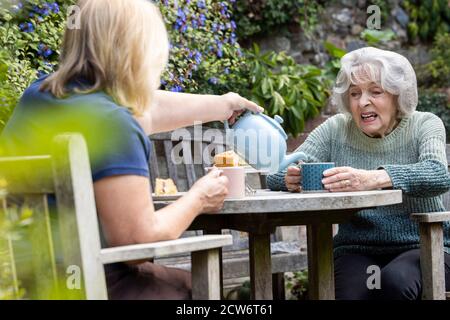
[0,0,73,131]
[0,0,246,132]
[403,0,450,43]
[416,91,450,142]
[0,50,17,131]
[244,44,332,137]
[360,28,396,46]
[323,41,346,81]
[233,0,324,40]
[426,33,450,88]
[156,0,245,95]
[286,270,308,300]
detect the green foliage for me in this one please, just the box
[0,187,85,300]
[0,194,32,300]
[244,44,331,138]
[286,269,308,300]
[157,0,245,94]
[233,0,324,40]
[416,91,450,142]
[426,33,450,88]
[323,41,346,82]
[360,28,396,46]
[0,50,17,132]
[403,0,450,43]
[0,0,74,132]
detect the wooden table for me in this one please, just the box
[154,189,402,300]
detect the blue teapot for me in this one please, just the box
[224,111,308,173]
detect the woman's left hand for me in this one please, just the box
[221,92,264,124]
[321,166,391,192]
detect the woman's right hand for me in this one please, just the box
[285,166,302,192]
[190,167,229,213]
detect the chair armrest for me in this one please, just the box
[100,235,232,264]
[411,212,450,223]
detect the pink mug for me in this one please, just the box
[206,166,246,199]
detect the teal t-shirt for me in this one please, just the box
[0,75,151,181]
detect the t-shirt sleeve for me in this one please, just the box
[86,109,151,182]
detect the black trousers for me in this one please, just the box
[334,249,450,300]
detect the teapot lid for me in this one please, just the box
[255,112,287,140]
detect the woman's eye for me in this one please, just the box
[350,92,360,97]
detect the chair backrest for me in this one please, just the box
[149,126,227,191]
[149,126,267,192]
[149,126,268,249]
[0,134,107,299]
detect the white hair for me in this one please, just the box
[331,47,418,118]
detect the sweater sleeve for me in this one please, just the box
[379,114,450,197]
[267,115,337,191]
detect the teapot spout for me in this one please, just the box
[279,152,308,172]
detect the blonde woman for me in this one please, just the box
[0,0,262,299]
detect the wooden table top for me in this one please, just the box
[153,189,402,214]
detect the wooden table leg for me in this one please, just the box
[307,223,335,300]
[249,232,273,300]
[204,229,224,299]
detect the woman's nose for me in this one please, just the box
[359,92,370,108]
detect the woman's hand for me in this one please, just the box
[322,167,392,192]
[285,166,302,193]
[189,167,229,213]
[221,92,264,124]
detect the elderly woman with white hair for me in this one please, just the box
[267,47,450,300]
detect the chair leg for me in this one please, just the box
[418,222,446,300]
[191,249,221,300]
[272,273,285,300]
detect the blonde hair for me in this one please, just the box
[332,47,418,118]
[40,0,169,115]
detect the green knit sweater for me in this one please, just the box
[267,111,450,258]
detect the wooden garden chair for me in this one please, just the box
[410,144,450,300]
[0,133,231,299]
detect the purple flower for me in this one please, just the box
[170,85,183,92]
[11,2,23,13]
[194,51,202,64]
[199,13,206,25]
[230,20,237,30]
[37,43,53,58]
[50,2,59,14]
[197,0,206,9]
[208,77,219,85]
[19,22,34,32]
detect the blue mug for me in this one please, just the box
[300,162,335,192]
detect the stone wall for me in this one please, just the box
[245,0,431,151]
